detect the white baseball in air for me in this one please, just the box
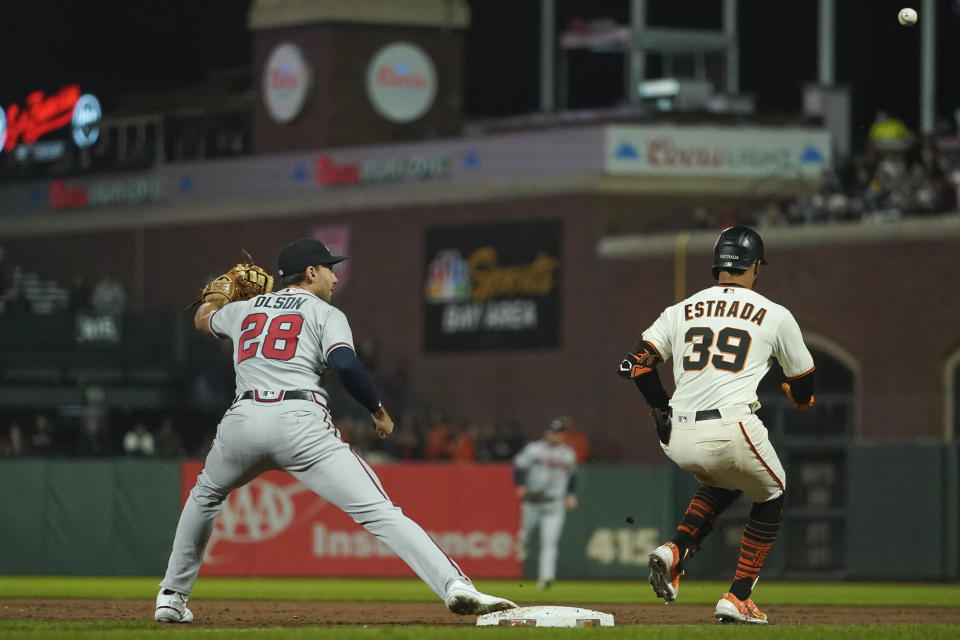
[898,7,917,26]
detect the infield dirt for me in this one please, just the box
[2,599,960,626]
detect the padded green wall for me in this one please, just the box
[0,459,181,574]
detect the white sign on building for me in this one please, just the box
[366,42,437,123]
[605,125,831,178]
[263,43,312,124]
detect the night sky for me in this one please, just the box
[3,0,959,148]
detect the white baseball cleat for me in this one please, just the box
[155,588,194,623]
[445,579,518,616]
[648,541,682,604]
[714,592,768,624]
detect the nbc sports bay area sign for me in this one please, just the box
[423,220,561,351]
[366,42,437,123]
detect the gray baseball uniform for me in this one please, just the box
[159,288,467,598]
[514,437,576,586]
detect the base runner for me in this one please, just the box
[616,226,815,624]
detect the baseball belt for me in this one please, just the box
[235,390,326,405]
[669,404,756,423]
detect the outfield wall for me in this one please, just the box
[0,459,181,575]
[0,453,956,581]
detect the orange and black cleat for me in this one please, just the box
[714,592,768,624]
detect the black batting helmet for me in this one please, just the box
[712,226,767,280]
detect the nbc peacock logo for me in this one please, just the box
[424,249,471,303]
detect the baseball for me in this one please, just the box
[898,7,917,26]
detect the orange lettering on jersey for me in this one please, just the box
[726,301,740,317]
[714,300,727,317]
[750,308,767,326]
[694,302,705,318]
[684,304,693,321]
[739,303,754,320]
[705,300,716,316]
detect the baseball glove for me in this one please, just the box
[652,408,672,445]
[199,251,274,304]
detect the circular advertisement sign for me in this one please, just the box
[264,43,312,124]
[366,42,437,123]
[71,94,102,148]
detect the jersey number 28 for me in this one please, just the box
[237,313,304,363]
[682,327,751,372]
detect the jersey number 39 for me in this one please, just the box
[237,313,304,363]
[682,327,751,372]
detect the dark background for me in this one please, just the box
[3,1,959,140]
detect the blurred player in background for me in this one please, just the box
[513,417,578,590]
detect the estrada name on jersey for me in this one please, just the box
[642,284,814,412]
[208,288,354,397]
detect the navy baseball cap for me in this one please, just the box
[547,417,569,432]
[277,238,348,276]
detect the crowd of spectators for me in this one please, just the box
[721,113,960,229]
[0,409,187,458]
[0,405,591,464]
[0,335,593,463]
[333,411,589,465]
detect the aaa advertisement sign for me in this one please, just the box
[181,462,520,577]
[423,220,562,352]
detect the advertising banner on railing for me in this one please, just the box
[423,220,562,352]
[0,126,603,216]
[180,461,520,578]
[605,125,831,178]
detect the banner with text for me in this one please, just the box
[423,220,561,351]
[605,125,831,178]
[181,462,520,577]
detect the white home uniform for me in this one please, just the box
[514,439,576,585]
[159,288,468,598]
[641,284,814,502]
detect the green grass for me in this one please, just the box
[1,576,959,608]
[0,622,958,639]
[1,578,958,638]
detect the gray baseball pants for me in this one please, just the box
[519,499,566,582]
[160,399,465,597]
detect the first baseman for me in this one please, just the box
[617,226,815,624]
[155,238,517,623]
[513,417,578,590]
